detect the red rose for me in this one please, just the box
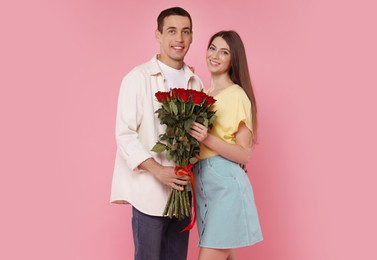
[206,96,216,105]
[189,89,199,97]
[155,91,170,102]
[192,91,207,105]
[177,89,190,102]
[171,88,180,99]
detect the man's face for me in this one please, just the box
[156,15,193,69]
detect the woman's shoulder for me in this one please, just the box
[228,85,250,102]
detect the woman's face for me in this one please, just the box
[206,36,231,75]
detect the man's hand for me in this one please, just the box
[139,158,190,191]
[153,166,190,191]
[188,65,195,73]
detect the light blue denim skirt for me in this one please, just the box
[193,155,263,248]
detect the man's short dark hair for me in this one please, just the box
[157,7,192,33]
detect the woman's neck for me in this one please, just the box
[210,74,234,91]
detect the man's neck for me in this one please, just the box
[157,55,184,70]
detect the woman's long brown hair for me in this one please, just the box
[208,30,258,144]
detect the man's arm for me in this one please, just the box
[116,71,190,190]
[115,71,152,170]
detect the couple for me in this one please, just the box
[110,7,263,260]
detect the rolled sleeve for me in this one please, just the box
[115,70,152,171]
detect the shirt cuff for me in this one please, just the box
[126,150,153,172]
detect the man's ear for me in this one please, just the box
[155,29,161,42]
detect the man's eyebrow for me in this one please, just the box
[165,26,191,31]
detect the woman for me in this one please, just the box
[189,30,263,260]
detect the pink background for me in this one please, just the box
[1,0,376,259]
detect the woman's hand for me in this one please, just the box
[189,122,208,142]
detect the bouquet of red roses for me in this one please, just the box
[151,88,216,230]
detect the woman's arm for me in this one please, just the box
[189,122,252,165]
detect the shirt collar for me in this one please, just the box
[147,55,195,80]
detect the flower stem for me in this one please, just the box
[184,191,191,217]
[174,189,179,217]
[179,191,185,219]
[163,190,173,216]
[168,190,175,218]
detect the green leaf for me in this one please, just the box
[151,143,167,153]
[179,136,189,145]
[171,143,178,151]
[171,102,178,115]
[184,118,195,132]
[162,103,170,112]
[189,157,199,164]
[176,128,183,136]
[155,108,165,115]
[166,151,173,161]
[166,117,177,126]
[203,118,209,127]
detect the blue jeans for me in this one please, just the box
[132,206,191,260]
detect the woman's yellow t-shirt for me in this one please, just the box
[200,84,252,159]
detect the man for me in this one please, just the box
[110,7,203,260]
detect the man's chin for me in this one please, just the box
[171,52,188,61]
[173,54,186,62]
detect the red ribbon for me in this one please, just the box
[175,163,196,232]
